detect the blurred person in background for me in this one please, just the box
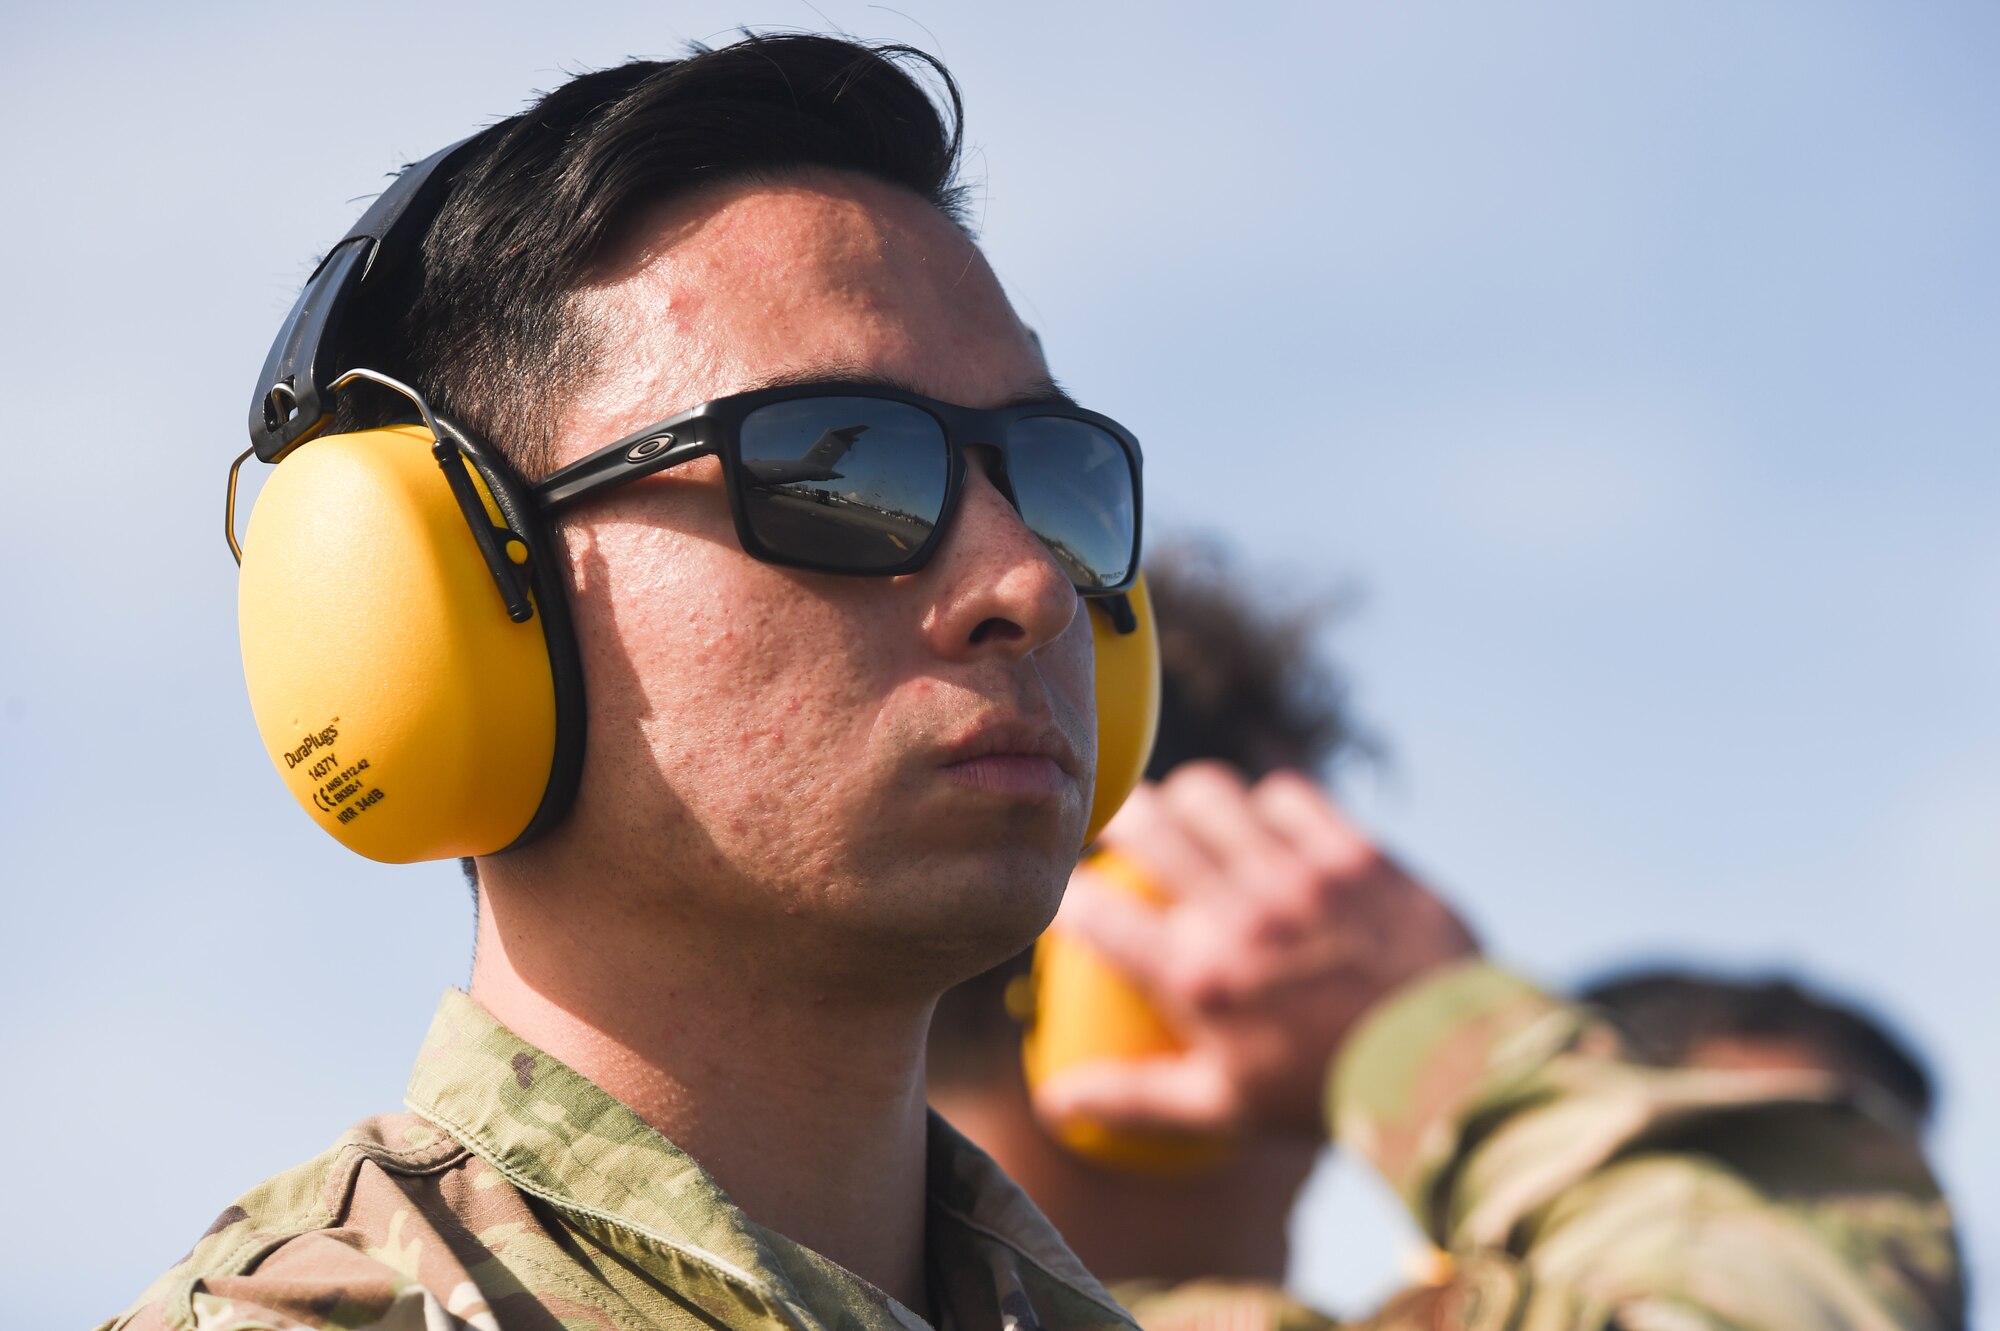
[932,540,1964,1330]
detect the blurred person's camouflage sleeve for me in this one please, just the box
[1116,962,1962,1331]
[1342,961,1964,1329]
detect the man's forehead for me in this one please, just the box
[563,173,1052,453]
[600,170,982,298]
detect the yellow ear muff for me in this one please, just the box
[1083,572,1160,847]
[238,426,559,862]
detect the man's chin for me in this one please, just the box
[912,779,1090,859]
[844,847,1069,979]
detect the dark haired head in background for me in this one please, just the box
[1580,968,1935,1126]
[1139,539,1359,784]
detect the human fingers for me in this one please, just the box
[1094,780,1229,902]
[1154,762,1306,900]
[1031,1051,1239,1137]
[1254,770,1481,966]
[1251,769,1384,888]
[1049,862,1181,998]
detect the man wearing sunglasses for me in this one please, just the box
[109,33,1141,1331]
[106,30,1955,1331]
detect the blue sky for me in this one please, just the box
[1,2,1993,1323]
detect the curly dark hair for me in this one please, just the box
[1140,537,1360,781]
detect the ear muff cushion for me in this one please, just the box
[1084,572,1161,846]
[238,426,559,862]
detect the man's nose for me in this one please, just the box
[920,451,1077,660]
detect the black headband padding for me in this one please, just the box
[247,138,479,462]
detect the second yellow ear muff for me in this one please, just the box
[1028,579,1235,1172]
[1084,573,1159,846]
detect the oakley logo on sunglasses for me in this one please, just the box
[626,434,675,463]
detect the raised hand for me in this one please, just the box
[1035,762,1479,1140]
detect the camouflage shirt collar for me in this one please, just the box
[405,990,1132,1331]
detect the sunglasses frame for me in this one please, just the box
[534,379,1144,593]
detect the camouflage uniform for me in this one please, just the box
[100,991,1138,1331]
[1122,962,1964,1331]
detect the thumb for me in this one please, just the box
[1032,1052,1240,1138]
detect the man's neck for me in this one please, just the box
[470,875,936,1313]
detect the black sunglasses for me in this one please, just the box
[534,380,1143,593]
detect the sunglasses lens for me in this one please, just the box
[1007,417,1138,590]
[738,398,950,570]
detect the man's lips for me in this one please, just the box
[935,718,1082,798]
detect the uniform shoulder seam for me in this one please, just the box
[200,1138,368,1280]
[348,1127,470,1176]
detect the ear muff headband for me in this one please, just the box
[234,138,1158,862]
[247,138,477,463]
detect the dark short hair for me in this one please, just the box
[1579,967,1935,1124]
[336,32,968,480]
[927,537,1362,1088]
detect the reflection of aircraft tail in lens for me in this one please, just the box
[744,424,866,486]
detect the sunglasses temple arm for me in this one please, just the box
[535,437,718,512]
[1088,593,1138,635]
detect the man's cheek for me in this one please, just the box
[1032,613,1097,806]
[1059,612,1099,730]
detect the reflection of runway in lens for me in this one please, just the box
[750,490,935,564]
